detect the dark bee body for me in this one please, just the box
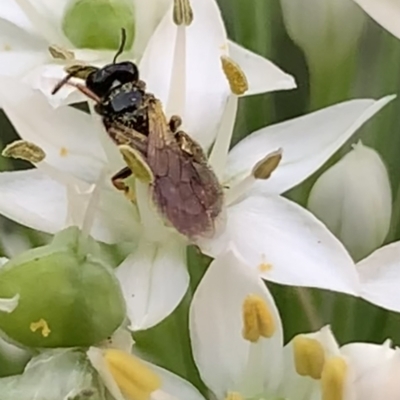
[54,61,223,238]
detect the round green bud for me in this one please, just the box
[62,0,135,50]
[0,227,126,348]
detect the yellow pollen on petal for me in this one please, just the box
[30,318,51,337]
[292,336,325,379]
[321,356,348,400]
[105,349,161,400]
[225,392,244,400]
[173,0,193,26]
[3,44,11,51]
[259,262,273,272]
[242,294,275,342]
[60,147,68,157]
[221,56,248,95]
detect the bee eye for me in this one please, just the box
[86,61,139,98]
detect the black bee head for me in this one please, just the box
[86,61,139,98]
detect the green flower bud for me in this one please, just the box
[62,0,135,50]
[0,227,126,348]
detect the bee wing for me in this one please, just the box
[147,100,223,238]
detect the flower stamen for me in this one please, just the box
[2,140,46,163]
[225,392,244,400]
[292,336,325,379]
[173,0,193,26]
[252,149,283,180]
[105,349,161,400]
[242,294,275,342]
[321,356,347,400]
[221,56,248,96]
[48,45,75,60]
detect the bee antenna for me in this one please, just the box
[51,69,82,95]
[113,28,127,64]
[51,65,99,95]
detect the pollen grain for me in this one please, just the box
[30,318,51,337]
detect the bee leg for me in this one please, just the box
[111,166,137,202]
[111,166,132,191]
[169,116,182,132]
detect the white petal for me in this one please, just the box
[200,195,359,295]
[139,0,230,150]
[0,17,46,76]
[116,238,189,330]
[341,342,400,400]
[23,50,115,108]
[353,0,400,39]
[87,347,125,400]
[357,241,400,312]
[11,0,68,44]
[146,362,205,400]
[0,77,107,183]
[228,41,296,96]
[190,250,283,399]
[0,169,137,244]
[132,0,172,58]
[0,0,36,32]
[0,169,67,233]
[308,142,392,261]
[224,96,394,195]
[94,189,140,244]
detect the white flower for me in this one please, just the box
[0,0,295,108]
[189,249,321,400]
[352,0,400,39]
[308,142,392,261]
[88,328,205,400]
[199,94,394,296]
[340,340,400,400]
[0,75,393,329]
[295,326,400,400]
[0,0,296,331]
[357,241,400,313]
[280,0,366,68]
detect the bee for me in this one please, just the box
[52,35,223,239]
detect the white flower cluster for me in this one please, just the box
[0,0,399,399]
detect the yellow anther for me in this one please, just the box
[321,356,347,400]
[3,140,46,163]
[119,145,154,184]
[292,336,325,379]
[225,392,244,400]
[173,0,193,25]
[252,149,283,180]
[48,45,75,60]
[221,56,248,95]
[105,349,161,400]
[242,294,275,342]
[30,318,51,337]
